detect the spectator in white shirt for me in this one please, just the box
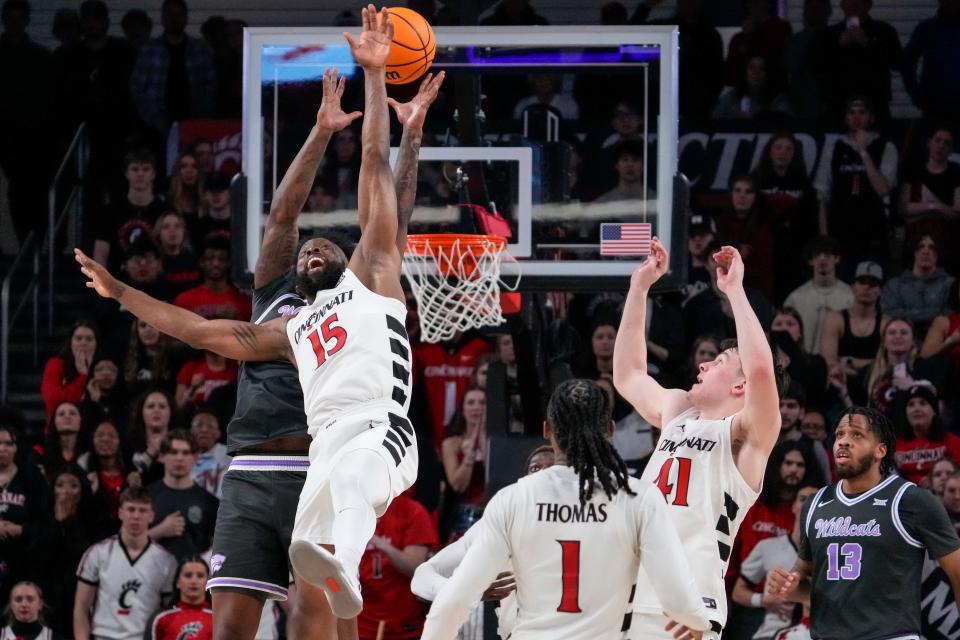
[783,236,853,354]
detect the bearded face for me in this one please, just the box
[294,238,348,299]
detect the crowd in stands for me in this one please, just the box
[1,0,960,638]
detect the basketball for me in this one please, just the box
[385,7,435,85]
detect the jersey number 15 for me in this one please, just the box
[306,314,348,368]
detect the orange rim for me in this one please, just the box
[404,233,506,257]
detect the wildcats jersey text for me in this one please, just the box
[631,407,759,636]
[286,269,412,436]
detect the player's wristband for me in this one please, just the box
[751,593,763,608]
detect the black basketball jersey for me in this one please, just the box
[225,276,308,454]
[799,474,960,640]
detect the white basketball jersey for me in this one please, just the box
[76,537,177,640]
[634,407,759,625]
[286,269,411,436]
[422,465,708,640]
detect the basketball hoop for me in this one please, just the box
[402,234,519,343]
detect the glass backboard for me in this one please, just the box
[242,26,682,288]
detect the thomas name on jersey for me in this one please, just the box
[536,502,608,523]
[292,290,354,343]
[657,434,718,454]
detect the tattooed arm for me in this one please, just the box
[256,68,362,289]
[392,126,422,252]
[389,71,444,252]
[76,249,293,364]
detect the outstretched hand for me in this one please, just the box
[629,236,668,291]
[343,4,394,69]
[75,248,125,300]
[388,71,445,131]
[712,245,744,294]
[316,68,363,132]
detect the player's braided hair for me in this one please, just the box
[547,379,636,505]
[838,406,898,477]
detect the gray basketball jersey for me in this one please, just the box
[226,276,308,454]
[799,474,960,640]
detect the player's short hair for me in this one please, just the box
[837,406,897,476]
[119,486,153,507]
[718,338,790,397]
[546,379,635,505]
[523,444,554,475]
[161,429,199,454]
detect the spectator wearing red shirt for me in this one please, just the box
[894,382,960,485]
[149,555,212,640]
[173,236,250,321]
[727,441,820,595]
[413,332,490,451]
[174,351,237,412]
[41,321,99,421]
[358,494,438,640]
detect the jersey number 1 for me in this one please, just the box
[557,540,582,613]
[655,457,692,506]
[306,314,347,368]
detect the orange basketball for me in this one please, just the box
[385,7,435,85]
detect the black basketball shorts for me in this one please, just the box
[206,455,309,600]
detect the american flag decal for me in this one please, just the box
[600,223,652,256]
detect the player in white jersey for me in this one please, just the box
[76,5,430,624]
[613,239,783,639]
[411,445,556,639]
[420,379,712,640]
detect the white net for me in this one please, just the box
[402,235,519,343]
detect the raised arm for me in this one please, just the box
[716,246,782,489]
[344,6,403,301]
[256,68,361,289]
[388,70,445,252]
[613,237,690,427]
[76,249,292,363]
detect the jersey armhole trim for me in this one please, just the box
[804,486,829,537]
[891,482,923,548]
[76,576,99,586]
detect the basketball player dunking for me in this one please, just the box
[613,239,783,639]
[204,59,441,640]
[420,380,711,640]
[77,5,430,623]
